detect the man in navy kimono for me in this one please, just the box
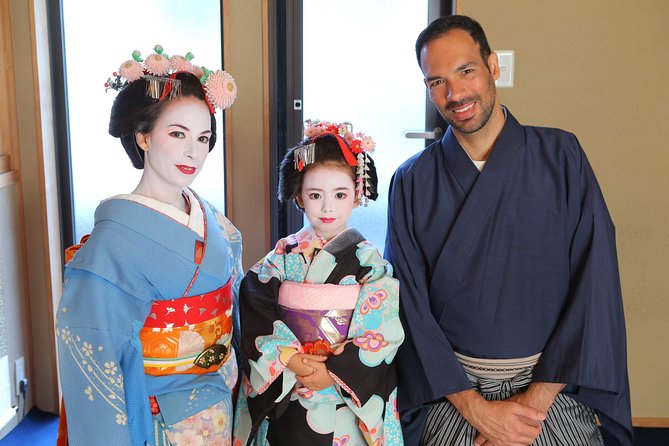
[385,15,632,446]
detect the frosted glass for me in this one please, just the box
[62,0,224,242]
[303,1,428,253]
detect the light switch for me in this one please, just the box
[495,50,514,88]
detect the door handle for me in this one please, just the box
[404,127,444,140]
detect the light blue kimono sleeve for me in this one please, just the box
[208,204,244,358]
[57,267,151,446]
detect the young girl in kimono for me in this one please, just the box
[237,121,405,446]
[56,47,243,445]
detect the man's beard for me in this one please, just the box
[442,79,497,134]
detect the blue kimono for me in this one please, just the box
[57,191,243,445]
[385,109,632,446]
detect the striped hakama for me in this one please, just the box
[421,354,603,446]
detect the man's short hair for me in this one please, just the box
[415,15,492,69]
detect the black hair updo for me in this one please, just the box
[278,134,379,211]
[108,72,217,169]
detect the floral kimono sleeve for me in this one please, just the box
[239,252,302,420]
[57,268,152,446]
[325,242,405,442]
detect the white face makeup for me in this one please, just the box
[297,163,358,241]
[134,96,212,207]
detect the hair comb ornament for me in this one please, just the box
[295,119,376,206]
[104,45,236,112]
[293,142,316,172]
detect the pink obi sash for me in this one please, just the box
[278,281,360,347]
[140,280,233,376]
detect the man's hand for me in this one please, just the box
[473,382,565,445]
[508,382,565,414]
[298,357,335,391]
[448,389,546,446]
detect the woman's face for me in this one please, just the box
[297,163,358,241]
[136,96,212,197]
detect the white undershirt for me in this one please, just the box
[471,159,487,171]
[463,106,507,172]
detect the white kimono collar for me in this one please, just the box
[108,188,205,238]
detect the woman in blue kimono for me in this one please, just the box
[236,121,404,446]
[56,47,243,445]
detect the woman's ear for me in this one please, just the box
[295,195,304,209]
[135,133,149,151]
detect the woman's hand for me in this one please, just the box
[286,353,326,376]
[298,357,335,391]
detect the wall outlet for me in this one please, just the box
[14,357,25,397]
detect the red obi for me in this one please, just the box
[140,280,233,376]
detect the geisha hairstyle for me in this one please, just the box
[108,72,217,169]
[278,133,379,211]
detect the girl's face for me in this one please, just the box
[297,163,359,241]
[136,96,211,200]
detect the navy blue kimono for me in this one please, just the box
[385,109,632,446]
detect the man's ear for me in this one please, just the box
[135,133,149,151]
[487,51,501,81]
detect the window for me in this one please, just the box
[303,0,428,250]
[59,0,225,242]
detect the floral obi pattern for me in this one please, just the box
[140,280,233,376]
[278,281,360,350]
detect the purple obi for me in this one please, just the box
[278,281,360,346]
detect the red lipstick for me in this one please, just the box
[176,165,196,175]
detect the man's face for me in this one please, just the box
[420,29,500,135]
